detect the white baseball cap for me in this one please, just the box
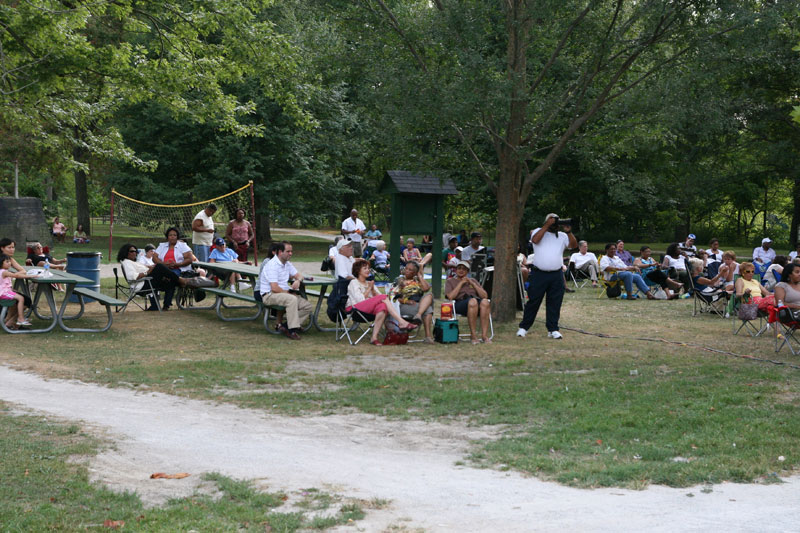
[336,238,353,251]
[762,237,772,244]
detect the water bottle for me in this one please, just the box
[44,258,50,274]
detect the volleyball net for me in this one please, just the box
[109,182,258,264]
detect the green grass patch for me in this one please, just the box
[0,403,364,531]
[2,290,799,488]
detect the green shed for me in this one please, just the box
[379,170,459,296]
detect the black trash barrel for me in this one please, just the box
[66,251,102,303]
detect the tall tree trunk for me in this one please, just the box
[73,132,91,234]
[254,194,272,244]
[791,178,800,246]
[492,163,524,323]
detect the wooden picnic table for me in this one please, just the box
[1,268,112,334]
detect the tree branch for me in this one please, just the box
[453,125,498,194]
[369,0,428,72]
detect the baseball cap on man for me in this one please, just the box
[687,234,696,240]
[456,260,471,269]
[336,238,353,251]
[214,237,225,246]
[762,237,773,244]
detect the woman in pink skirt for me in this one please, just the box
[346,259,416,345]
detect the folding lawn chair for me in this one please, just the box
[772,305,800,355]
[336,306,376,345]
[567,261,593,289]
[687,273,727,317]
[117,263,161,313]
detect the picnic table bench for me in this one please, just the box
[65,287,126,332]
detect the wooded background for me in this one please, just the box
[2,0,799,320]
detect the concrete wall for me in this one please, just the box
[0,197,52,246]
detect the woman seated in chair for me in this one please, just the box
[445,260,492,344]
[735,261,773,312]
[634,246,683,299]
[369,240,390,275]
[347,259,416,346]
[661,243,691,289]
[763,255,788,291]
[689,257,728,294]
[392,261,435,344]
[118,243,188,311]
[26,242,65,270]
[599,243,656,300]
[774,263,800,315]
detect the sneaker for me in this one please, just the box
[516,328,527,337]
[230,285,237,293]
[679,293,691,299]
[547,331,563,339]
[239,282,251,290]
[286,330,301,340]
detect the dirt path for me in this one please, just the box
[1,365,797,532]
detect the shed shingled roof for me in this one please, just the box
[383,170,458,195]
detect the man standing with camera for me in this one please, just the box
[517,213,577,340]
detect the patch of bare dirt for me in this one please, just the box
[284,354,492,377]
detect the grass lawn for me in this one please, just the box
[0,402,366,531]
[1,287,798,491]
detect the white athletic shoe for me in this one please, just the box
[239,282,252,290]
[516,328,527,337]
[548,331,563,340]
[230,285,237,293]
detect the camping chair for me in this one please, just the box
[567,261,593,289]
[598,269,624,299]
[117,263,161,313]
[771,305,800,355]
[728,273,768,336]
[688,272,727,317]
[336,306,376,345]
[452,298,494,341]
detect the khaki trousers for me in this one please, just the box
[262,291,312,330]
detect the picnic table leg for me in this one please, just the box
[311,284,337,332]
[6,285,60,333]
[58,292,114,333]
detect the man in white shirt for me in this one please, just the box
[341,209,366,258]
[569,240,599,288]
[752,237,776,264]
[258,241,311,340]
[517,214,577,340]
[598,243,654,300]
[334,239,355,280]
[460,232,486,263]
[191,203,217,263]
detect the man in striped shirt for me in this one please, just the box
[258,241,311,340]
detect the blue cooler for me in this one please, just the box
[66,251,102,303]
[434,318,459,343]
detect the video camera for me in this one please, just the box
[548,216,578,234]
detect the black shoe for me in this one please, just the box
[565,287,575,293]
[145,306,159,311]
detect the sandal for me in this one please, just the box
[471,338,480,345]
[423,337,435,344]
[370,339,383,346]
[16,320,32,326]
[403,323,418,331]
[410,315,423,325]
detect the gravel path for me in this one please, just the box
[1,365,797,532]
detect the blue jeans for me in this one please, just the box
[611,271,650,296]
[193,244,209,263]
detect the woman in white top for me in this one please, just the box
[153,227,193,274]
[763,255,787,291]
[661,243,690,288]
[706,238,723,264]
[118,243,187,310]
[346,259,416,345]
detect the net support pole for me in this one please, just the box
[249,180,258,266]
[109,190,115,262]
